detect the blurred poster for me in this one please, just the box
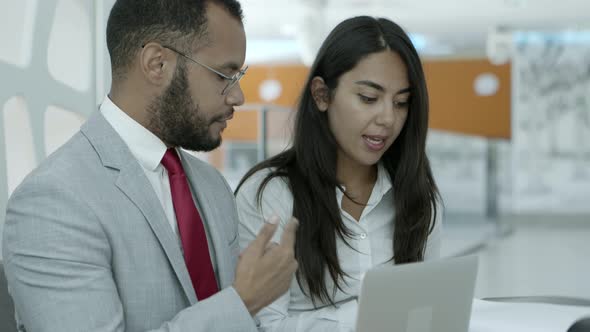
[512,32,590,213]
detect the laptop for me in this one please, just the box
[356,255,479,332]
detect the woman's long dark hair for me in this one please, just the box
[236,16,440,306]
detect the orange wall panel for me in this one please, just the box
[424,60,511,139]
[229,59,511,140]
[222,110,258,141]
[240,65,308,107]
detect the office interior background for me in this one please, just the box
[0,0,589,301]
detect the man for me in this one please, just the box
[2,0,298,331]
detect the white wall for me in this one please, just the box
[0,0,99,256]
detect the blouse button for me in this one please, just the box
[359,233,367,240]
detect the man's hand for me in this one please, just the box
[233,216,298,316]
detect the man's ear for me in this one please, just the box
[139,42,173,85]
[310,76,330,111]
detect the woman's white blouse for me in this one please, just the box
[236,164,442,332]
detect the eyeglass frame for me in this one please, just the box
[149,44,248,96]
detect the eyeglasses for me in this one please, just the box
[162,45,248,95]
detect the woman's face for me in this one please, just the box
[314,50,410,169]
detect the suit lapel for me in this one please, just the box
[180,152,234,288]
[81,112,198,304]
[115,165,198,304]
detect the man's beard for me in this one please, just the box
[147,61,225,152]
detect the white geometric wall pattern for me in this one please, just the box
[3,97,38,195]
[44,106,87,156]
[0,0,97,252]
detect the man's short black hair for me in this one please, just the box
[106,0,243,80]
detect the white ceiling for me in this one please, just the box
[239,0,590,63]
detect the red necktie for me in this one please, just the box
[161,148,219,300]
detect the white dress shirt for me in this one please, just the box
[236,164,442,332]
[100,96,217,269]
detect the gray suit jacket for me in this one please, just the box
[2,112,257,332]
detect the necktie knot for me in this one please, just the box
[161,149,183,176]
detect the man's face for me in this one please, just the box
[148,3,246,151]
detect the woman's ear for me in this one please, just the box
[310,76,330,111]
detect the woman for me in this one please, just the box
[235,16,442,331]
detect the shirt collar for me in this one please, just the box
[99,95,167,172]
[374,163,393,201]
[336,163,393,207]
